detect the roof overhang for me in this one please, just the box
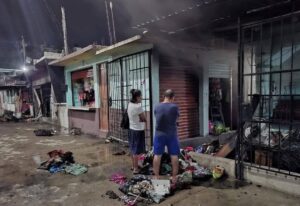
[49,45,105,67]
[35,52,63,67]
[95,35,153,58]
[0,68,23,73]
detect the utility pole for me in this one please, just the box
[61,6,69,55]
[21,35,26,64]
[105,0,113,45]
[109,1,117,43]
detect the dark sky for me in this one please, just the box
[0,0,200,69]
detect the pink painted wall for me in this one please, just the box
[69,109,100,137]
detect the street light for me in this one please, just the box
[22,66,27,72]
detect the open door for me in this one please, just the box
[99,64,109,136]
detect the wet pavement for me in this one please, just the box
[0,122,299,206]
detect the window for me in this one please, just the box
[71,68,95,107]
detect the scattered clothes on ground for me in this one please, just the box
[107,150,219,205]
[65,164,88,176]
[177,171,193,184]
[38,150,87,176]
[34,129,55,136]
[110,173,127,185]
[49,165,65,174]
[120,195,137,206]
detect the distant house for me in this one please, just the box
[31,51,66,126]
[0,68,31,117]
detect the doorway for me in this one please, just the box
[209,78,232,132]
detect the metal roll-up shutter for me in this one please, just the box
[208,63,231,78]
[159,60,199,139]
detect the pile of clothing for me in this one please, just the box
[107,149,215,205]
[194,140,221,155]
[109,175,168,205]
[39,150,88,176]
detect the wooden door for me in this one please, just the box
[99,64,109,135]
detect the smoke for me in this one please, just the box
[0,0,219,68]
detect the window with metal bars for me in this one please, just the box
[239,13,300,178]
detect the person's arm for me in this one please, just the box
[176,106,180,126]
[137,104,147,122]
[139,113,147,122]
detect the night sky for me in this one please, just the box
[0,0,199,69]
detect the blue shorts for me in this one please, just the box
[153,135,180,156]
[128,129,145,155]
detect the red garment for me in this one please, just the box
[48,150,64,158]
[21,102,30,113]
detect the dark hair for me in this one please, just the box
[130,89,142,103]
[164,89,175,99]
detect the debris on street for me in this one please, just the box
[34,129,55,136]
[38,149,88,175]
[106,148,219,205]
[70,128,81,135]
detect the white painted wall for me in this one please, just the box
[56,104,69,129]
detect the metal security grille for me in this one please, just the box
[237,11,300,179]
[107,51,152,147]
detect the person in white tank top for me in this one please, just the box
[127,89,146,174]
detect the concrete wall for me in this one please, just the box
[244,167,300,197]
[190,152,236,177]
[69,109,100,136]
[190,152,300,197]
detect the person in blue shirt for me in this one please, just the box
[153,89,180,184]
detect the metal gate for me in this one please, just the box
[107,51,152,147]
[237,11,300,179]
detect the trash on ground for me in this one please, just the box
[113,150,126,155]
[34,129,55,136]
[70,128,81,135]
[212,166,225,179]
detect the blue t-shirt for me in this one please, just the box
[154,103,179,137]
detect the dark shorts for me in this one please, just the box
[128,129,145,155]
[153,135,180,156]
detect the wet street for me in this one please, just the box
[0,122,299,206]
